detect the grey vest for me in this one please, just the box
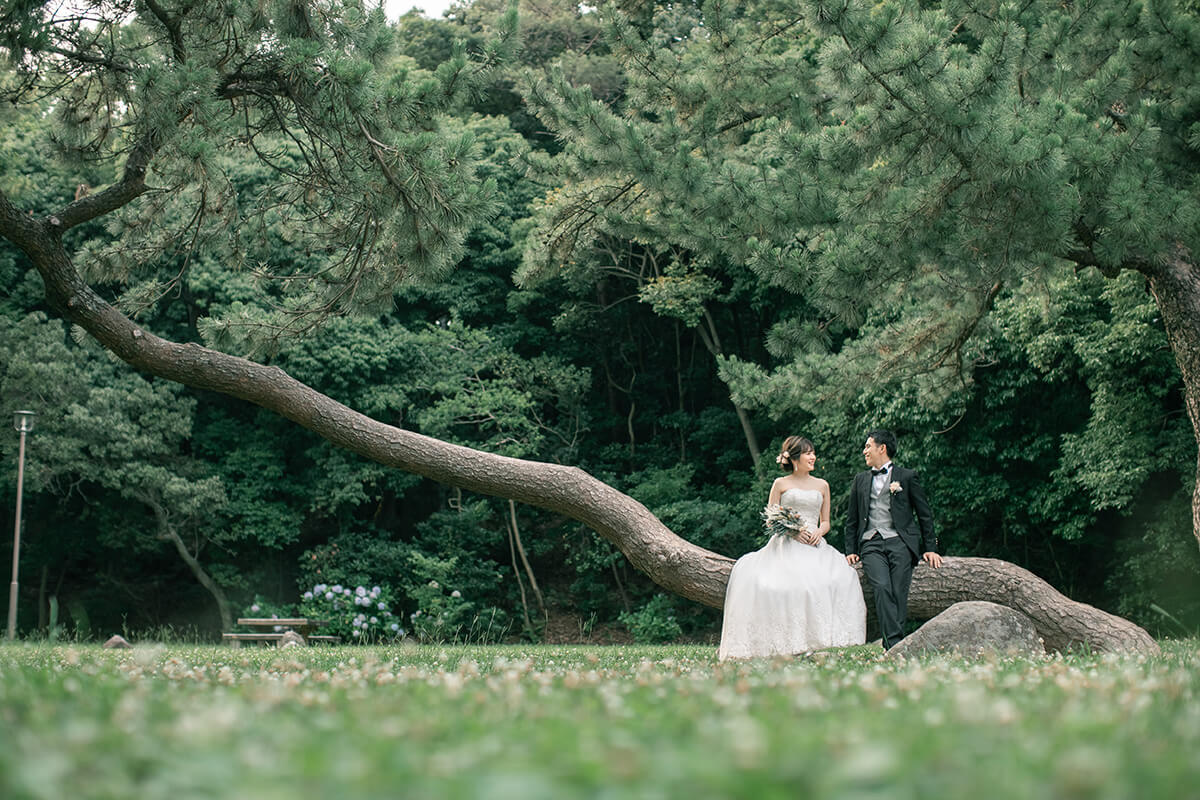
[864,479,899,540]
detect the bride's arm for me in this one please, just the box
[816,481,832,539]
[767,479,782,506]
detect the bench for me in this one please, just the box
[222,617,340,647]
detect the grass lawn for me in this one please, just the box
[1,639,1196,799]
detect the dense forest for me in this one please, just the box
[1,0,1198,643]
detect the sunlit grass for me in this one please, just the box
[1,640,1196,799]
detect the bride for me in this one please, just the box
[718,436,867,660]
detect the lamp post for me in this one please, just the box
[7,410,35,641]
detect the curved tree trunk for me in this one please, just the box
[144,499,236,633]
[878,557,1158,654]
[160,526,235,634]
[0,196,1158,653]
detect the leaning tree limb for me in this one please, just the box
[0,193,1159,654]
[898,557,1159,654]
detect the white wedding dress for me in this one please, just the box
[718,488,867,660]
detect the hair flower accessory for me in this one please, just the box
[775,450,790,465]
[889,481,902,494]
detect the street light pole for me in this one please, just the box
[7,411,35,642]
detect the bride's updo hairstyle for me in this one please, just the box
[776,436,814,471]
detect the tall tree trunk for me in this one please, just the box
[1144,244,1200,551]
[145,499,235,633]
[0,199,1158,652]
[160,525,235,633]
[696,308,761,466]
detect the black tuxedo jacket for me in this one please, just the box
[844,465,937,564]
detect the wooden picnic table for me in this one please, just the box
[222,617,340,647]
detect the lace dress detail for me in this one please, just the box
[717,488,867,660]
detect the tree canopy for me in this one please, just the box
[0,0,1194,643]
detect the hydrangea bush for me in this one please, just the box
[298,583,405,643]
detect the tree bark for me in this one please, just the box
[159,525,235,633]
[143,498,235,633]
[0,195,1158,652]
[877,557,1158,654]
[697,308,761,466]
[1144,244,1200,551]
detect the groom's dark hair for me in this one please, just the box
[868,429,897,458]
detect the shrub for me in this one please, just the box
[239,596,296,628]
[619,594,683,643]
[298,583,405,643]
[406,553,510,643]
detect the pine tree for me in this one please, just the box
[0,0,746,615]
[522,0,1200,546]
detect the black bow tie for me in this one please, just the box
[871,468,888,476]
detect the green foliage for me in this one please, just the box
[623,464,758,560]
[411,501,509,610]
[406,552,510,643]
[297,528,417,591]
[241,595,297,623]
[618,594,683,643]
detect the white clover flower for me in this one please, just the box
[353,619,362,627]
[250,604,261,612]
[377,602,386,610]
[355,586,366,597]
[325,592,334,600]
[273,625,282,632]
[302,592,313,600]
[342,588,352,596]
[450,590,461,598]
[314,584,326,593]
[352,629,362,637]
[372,586,381,595]
[390,623,400,632]
[370,616,377,624]
[429,580,439,589]
[331,585,343,593]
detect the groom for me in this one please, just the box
[845,429,941,649]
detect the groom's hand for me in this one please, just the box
[922,552,943,568]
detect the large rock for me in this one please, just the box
[278,630,306,648]
[102,634,132,649]
[888,601,1044,659]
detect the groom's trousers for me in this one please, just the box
[860,535,914,649]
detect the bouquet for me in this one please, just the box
[761,504,815,546]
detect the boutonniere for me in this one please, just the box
[889,481,902,495]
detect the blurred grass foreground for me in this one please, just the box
[1,641,1197,799]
